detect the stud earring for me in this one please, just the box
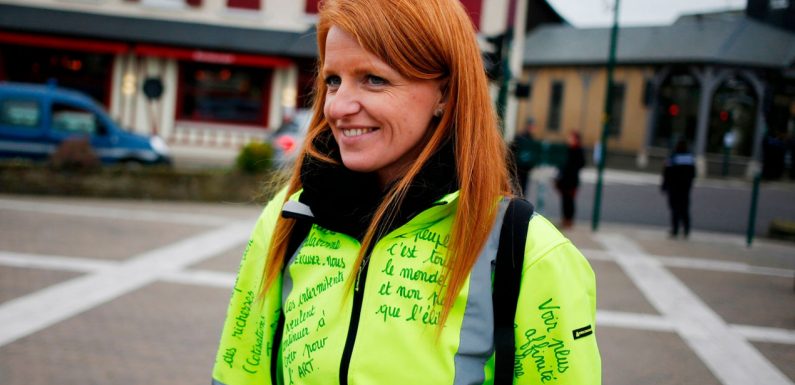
[434,107,443,117]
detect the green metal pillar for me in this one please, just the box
[746,172,761,247]
[591,0,621,231]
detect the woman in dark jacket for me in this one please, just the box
[556,131,585,229]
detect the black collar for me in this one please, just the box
[298,132,458,240]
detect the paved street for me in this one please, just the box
[528,166,795,237]
[0,193,793,385]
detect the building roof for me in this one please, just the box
[0,3,318,58]
[523,14,795,69]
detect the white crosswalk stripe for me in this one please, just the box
[595,233,794,385]
[0,220,254,348]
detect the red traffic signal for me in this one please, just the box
[668,104,680,117]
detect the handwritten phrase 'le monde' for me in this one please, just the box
[374,228,451,325]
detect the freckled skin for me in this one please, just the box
[322,26,443,187]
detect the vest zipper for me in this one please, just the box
[339,245,375,385]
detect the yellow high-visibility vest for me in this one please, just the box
[212,189,600,385]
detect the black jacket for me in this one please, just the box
[556,145,585,190]
[662,152,695,195]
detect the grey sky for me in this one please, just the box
[547,0,748,27]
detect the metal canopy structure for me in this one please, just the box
[523,14,795,69]
[0,3,317,58]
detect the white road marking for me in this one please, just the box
[597,310,675,332]
[581,247,795,278]
[4,248,794,347]
[0,251,114,272]
[0,220,254,348]
[597,310,795,345]
[0,198,240,226]
[657,255,795,278]
[731,325,795,345]
[595,233,793,385]
[0,251,237,288]
[160,269,236,288]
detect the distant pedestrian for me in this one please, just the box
[762,130,787,180]
[555,131,585,229]
[510,119,538,197]
[661,139,696,238]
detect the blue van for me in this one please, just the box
[0,82,170,165]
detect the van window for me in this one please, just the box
[52,103,100,135]
[0,99,41,128]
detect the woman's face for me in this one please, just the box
[322,26,443,186]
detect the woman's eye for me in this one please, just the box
[366,75,387,86]
[325,75,341,88]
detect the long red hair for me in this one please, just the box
[261,0,512,325]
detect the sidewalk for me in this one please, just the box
[0,194,792,385]
[563,220,795,385]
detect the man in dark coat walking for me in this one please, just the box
[662,139,696,238]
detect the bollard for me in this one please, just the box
[536,179,545,213]
[746,172,761,247]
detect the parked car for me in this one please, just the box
[270,108,311,167]
[0,81,171,165]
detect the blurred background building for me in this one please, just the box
[518,0,795,178]
[0,0,542,150]
[2,0,794,180]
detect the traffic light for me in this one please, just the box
[668,103,680,117]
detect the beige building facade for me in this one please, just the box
[518,66,653,154]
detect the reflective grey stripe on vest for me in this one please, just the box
[280,200,312,306]
[282,200,314,219]
[212,379,228,385]
[453,198,510,385]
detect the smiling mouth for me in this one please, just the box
[342,128,375,137]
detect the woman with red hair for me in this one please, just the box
[213,1,600,384]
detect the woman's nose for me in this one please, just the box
[325,85,361,119]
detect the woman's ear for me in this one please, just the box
[434,79,449,117]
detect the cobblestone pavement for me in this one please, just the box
[0,194,793,385]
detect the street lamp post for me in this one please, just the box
[591,0,621,231]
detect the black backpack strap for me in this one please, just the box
[270,211,313,385]
[493,197,534,384]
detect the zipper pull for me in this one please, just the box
[355,251,372,292]
[355,265,364,292]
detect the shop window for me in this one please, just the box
[228,0,260,10]
[0,44,113,106]
[0,99,40,129]
[547,81,564,132]
[608,83,625,137]
[178,62,270,126]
